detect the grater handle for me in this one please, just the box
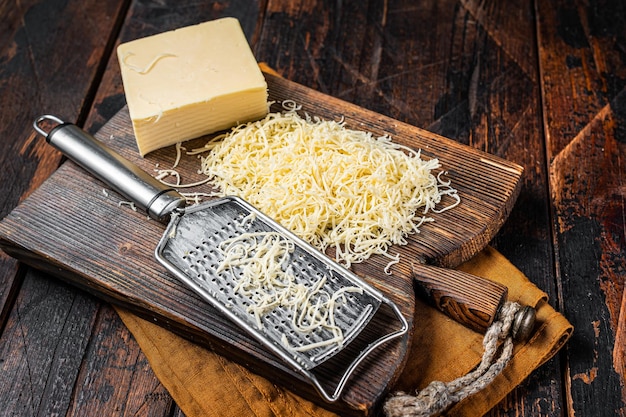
[412,263,536,341]
[33,115,187,221]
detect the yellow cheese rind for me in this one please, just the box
[117,17,268,156]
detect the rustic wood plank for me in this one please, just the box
[537,0,626,158]
[0,269,98,415]
[67,305,178,416]
[536,0,626,415]
[0,0,127,324]
[0,0,134,415]
[256,0,563,415]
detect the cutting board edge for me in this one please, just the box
[0,72,524,416]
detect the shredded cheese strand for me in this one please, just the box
[200,109,459,266]
[121,52,177,74]
[216,232,361,351]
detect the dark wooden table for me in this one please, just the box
[1,0,624,416]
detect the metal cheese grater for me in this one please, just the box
[33,115,408,402]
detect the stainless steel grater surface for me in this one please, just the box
[156,197,384,369]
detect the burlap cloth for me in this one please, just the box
[114,246,572,416]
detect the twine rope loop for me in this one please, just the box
[383,301,522,417]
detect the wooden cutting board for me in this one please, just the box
[0,72,523,416]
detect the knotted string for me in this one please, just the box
[383,301,522,417]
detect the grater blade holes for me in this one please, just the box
[158,198,384,369]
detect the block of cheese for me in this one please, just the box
[117,18,268,156]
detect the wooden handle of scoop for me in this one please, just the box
[412,263,536,341]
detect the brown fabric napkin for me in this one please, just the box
[115,246,572,417]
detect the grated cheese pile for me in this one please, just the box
[216,231,361,351]
[199,105,460,267]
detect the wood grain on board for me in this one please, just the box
[536,0,626,414]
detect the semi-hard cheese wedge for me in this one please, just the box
[117,18,268,156]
